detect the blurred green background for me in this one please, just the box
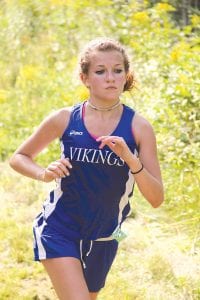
[0,0,199,299]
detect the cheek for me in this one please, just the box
[117,74,126,85]
[91,76,103,86]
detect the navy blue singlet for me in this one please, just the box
[34,102,138,248]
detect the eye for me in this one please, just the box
[95,70,104,74]
[115,69,123,73]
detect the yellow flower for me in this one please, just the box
[170,42,190,61]
[191,15,200,27]
[179,74,189,85]
[155,3,175,12]
[132,11,150,25]
[75,85,89,101]
[170,49,180,61]
[19,65,41,81]
[0,90,7,103]
[175,85,191,98]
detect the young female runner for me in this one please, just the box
[10,38,164,300]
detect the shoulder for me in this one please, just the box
[44,107,72,138]
[51,107,72,120]
[132,113,155,148]
[133,113,153,131]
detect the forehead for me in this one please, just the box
[89,50,124,67]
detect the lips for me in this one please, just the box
[106,86,117,89]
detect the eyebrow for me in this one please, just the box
[96,64,123,67]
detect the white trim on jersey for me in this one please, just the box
[43,186,63,220]
[118,170,134,225]
[34,182,63,259]
[33,219,47,259]
[60,140,65,159]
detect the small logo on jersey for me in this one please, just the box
[69,130,83,136]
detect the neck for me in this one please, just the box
[87,99,121,112]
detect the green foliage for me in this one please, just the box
[0,3,199,294]
[147,253,174,281]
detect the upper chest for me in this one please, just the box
[84,114,122,137]
[82,103,124,136]
[62,104,137,152]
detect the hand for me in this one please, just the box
[96,136,133,163]
[42,158,72,182]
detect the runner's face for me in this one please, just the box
[83,50,126,103]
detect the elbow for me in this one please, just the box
[9,154,17,169]
[151,198,164,208]
[151,193,164,208]
[151,183,164,208]
[9,153,20,171]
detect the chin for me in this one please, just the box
[104,94,120,101]
[103,98,118,103]
[93,92,120,103]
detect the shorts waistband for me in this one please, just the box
[95,236,114,241]
[80,235,114,269]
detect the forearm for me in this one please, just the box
[9,153,44,181]
[126,155,164,208]
[133,169,164,208]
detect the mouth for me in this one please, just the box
[106,86,117,89]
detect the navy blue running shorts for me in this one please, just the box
[33,228,118,292]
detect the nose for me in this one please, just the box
[106,71,115,82]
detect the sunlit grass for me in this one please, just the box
[0,162,199,299]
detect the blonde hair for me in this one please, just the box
[79,38,135,92]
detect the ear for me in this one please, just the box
[80,73,90,88]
